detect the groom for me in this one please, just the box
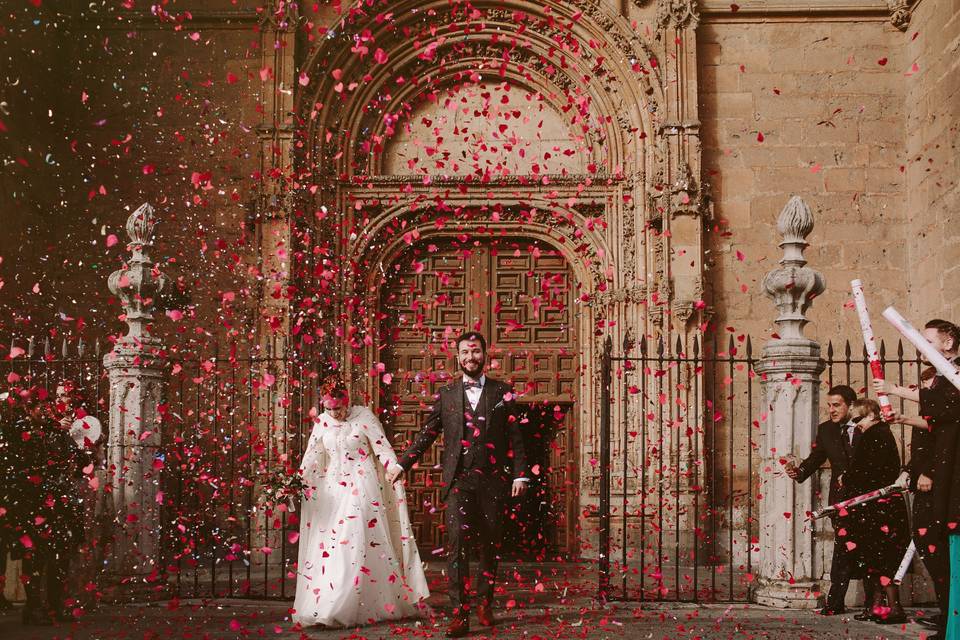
[388,331,528,637]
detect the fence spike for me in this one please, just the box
[827,340,834,360]
[897,339,904,359]
[603,335,613,355]
[675,334,683,356]
[639,335,647,356]
[622,330,632,354]
[656,335,664,357]
[862,344,869,360]
[844,340,851,360]
[693,334,700,358]
[77,338,85,358]
[745,335,752,358]
[879,340,886,361]
[728,334,736,353]
[95,340,101,357]
[61,338,68,358]
[28,337,35,358]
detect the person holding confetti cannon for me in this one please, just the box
[877,315,960,639]
[835,398,909,624]
[787,384,863,615]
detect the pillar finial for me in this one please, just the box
[761,196,825,343]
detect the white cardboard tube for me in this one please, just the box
[851,280,895,420]
[882,307,960,393]
[894,540,916,585]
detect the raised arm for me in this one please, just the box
[793,431,828,484]
[357,407,400,469]
[299,420,328,490]
[397,392,443,472]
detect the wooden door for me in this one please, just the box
[378,239,579,555]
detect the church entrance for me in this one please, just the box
[378,237,580,559]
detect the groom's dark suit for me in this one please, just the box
[398,376,528,612]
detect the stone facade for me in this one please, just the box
[1,0,959,604]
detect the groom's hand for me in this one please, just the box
[511,479,528,497]
[386,463,404,484]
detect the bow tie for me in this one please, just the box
[463,380,482,391]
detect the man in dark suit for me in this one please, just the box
[787,384,859,615]
[388,331,528,638]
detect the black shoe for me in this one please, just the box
[818,606,845,616]
[0,595,14,611]
[22,608,53,626]
[854,610,878,621]
[917,617,939,629]
[874,611,908,625]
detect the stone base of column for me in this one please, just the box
[752,580,822,609]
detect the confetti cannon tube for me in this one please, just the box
[894,541,916,585]
[851,280,895,420]
[810,483,906,520]
[882,306,960,393]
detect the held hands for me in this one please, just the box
[386,463,404,484]
[785,464,800,480]
[918,473,933,492]
[511,479,528,497]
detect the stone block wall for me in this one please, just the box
[905,0,960,322]
[699,18,910,350]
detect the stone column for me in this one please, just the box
[753,196,826,608]
[103,203,168,598]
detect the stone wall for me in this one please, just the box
[0,2,262,349]
[699,17,910,350]
[905,0,960,321]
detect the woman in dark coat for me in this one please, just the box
[840,398,909,624]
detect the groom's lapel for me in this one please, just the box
[477,377,494,430]
[451,379,465,445]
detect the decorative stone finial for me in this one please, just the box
[761,196,825,342]
[107,203,167,343]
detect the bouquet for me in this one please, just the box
[256,468,307,514]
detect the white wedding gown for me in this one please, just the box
[293,405,430,627]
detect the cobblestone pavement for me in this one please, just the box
[0,598,939,640]
[0,563,939,640]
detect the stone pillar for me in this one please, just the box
[753,196,826,608]
[103,203,168,598]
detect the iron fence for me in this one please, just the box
[598,333,923,603]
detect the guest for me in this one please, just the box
[877,318,960,639]
[787,384,862,615]
[6,389,90,625]
[838,398,909,624]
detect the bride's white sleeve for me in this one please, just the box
[299,422,328,488]
[358,407,399,469]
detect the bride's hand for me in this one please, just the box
[386,463,403,484]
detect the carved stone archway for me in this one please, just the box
[293,0,713,555]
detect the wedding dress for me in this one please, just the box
[292,405,430,627]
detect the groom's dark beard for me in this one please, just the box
[460,358,485,380]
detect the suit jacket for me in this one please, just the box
[398,377,528,498]
[921,376,960,531]
[795,419,857,505]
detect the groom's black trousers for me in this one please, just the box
[445,472,504,612]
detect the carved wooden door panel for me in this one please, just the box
[379,239,579,555]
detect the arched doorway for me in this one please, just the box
[377,236,580,559]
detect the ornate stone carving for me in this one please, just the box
[760,197,825,342]
[887,0,913,31]
[656,0,701,30]
[589,284,648,307]
[103,202,168,598]
[107,203,168,343]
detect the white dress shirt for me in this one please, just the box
[463,374,485,411]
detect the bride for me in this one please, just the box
[292,376,430,627]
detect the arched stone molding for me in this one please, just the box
[296,0,664,179]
